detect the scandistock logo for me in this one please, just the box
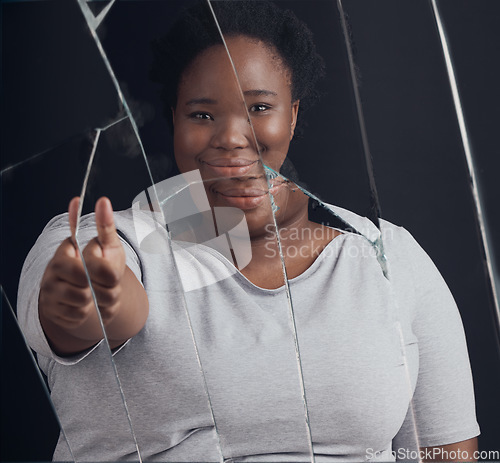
[131,170,252,291]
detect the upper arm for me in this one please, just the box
[386,225,480,454]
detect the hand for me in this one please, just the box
[39,197,143,355]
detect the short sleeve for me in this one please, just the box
[16,211,142,365]
[386,225,480,451]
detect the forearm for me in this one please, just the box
[421,437,478,462]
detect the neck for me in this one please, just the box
[245,191,311,266]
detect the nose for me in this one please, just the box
[211,116,251,151]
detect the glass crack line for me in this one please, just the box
[75,3,228,461]
[337,0,383,228]
[75,0,157,196]
[1,132,81,176]
[74,126,143,463]
[75,128,101,235]
[207,2,316,461]
[76,115,129,232]
[1,285,77,463]
[430,0,500,349]
[1,116,128,177]
[1,148,55,176]
[379,216,421,456]
[263,165,389,278]
[75,237,144,463]
[80,0,117,30]
[99,115,129,131]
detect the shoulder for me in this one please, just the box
[322,203,425,272]
[323,203,414,249]
[322,204,454,313]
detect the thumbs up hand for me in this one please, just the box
[39,197,148,356]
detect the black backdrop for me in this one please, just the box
[1,0,499,459]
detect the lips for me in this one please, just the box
[201,157,286,209]
[205,158,257,167]
[216,190,268,209]
[202,158,259,177]
[219,187,268,197]
[213,180,287,210]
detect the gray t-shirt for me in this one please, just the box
[17,205,480,462]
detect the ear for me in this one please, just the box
[290,100,300,140]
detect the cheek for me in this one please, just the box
[253,116,292,164]
[173,123,208,171]
[255,113,292,146]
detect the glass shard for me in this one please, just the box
[80,0,117,31]
[6,130,147,461]
[1,0,121,170]
[337,0,383,226]
[343,0,493,454]
[1,287,75,462]
[74,121,143,462]
[3,0,494,460]
[86,0,116,25]
[430,0,500,342]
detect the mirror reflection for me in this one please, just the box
[2,0,498,461]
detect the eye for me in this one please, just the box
[189,112,213,121]
[249,104,271,113]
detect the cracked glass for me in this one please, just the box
[2,0,499,461]
[211,2,416,460]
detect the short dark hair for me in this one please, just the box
[149,0,325,133]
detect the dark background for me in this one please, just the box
[1,0,499,459]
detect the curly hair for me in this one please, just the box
[149,0,325,133]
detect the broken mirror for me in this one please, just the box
[341,0,500,454]
[2,0,499,461]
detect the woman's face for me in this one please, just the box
[172,35,300,229]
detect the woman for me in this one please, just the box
[18,1,479,461]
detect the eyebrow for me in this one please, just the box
[185,90,277,106]
[244,89,277,97]
[186,98,217,106]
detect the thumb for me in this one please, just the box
[95,197,120,249]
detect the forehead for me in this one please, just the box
[178,36,292,98]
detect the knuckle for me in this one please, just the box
[74,303,95,320]
[61,286,79,304]
[101,303,119,323]
[51,258,87,286]
[82,288,93,305]
[83,238,101,256]
[95,285,120,306]
[58,285,92,307]
[96,265,120,287]
[54,303,92,328]
[72,267,88,286]
[40,276,56,294]
[107,269,121,287]
[108,285,121,305]
[50,258,68,276]
[76,288,93,306]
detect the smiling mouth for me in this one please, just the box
[213,181,287,210]
[205,158,257,167]
[202,158,259,177]
[215,189,267,209]
[219,187,267,197]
